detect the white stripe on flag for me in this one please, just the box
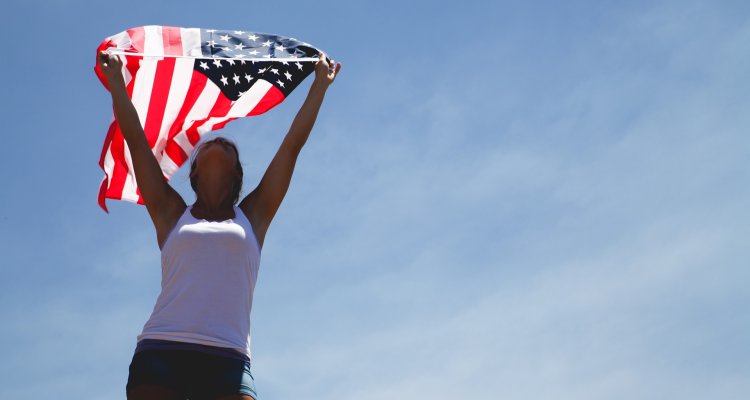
[173,132,194,158]
[160,155,181,179]
[109,30,133,53]
[121,143,139,202]
[120,50,134,89]
[121,26,164,201]
[181,27,203,58]
[156,57,195,175]
[100,53,134,192]
[196,80,274,135]
[155,27,204,177]
[227,80,274,118]
[101,53,133,191]
[132,26,164,123]
[172,82,222,155]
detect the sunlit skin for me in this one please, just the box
[98,49,341,400]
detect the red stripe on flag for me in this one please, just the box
[126,27,147,53]
[249,85,286,116]
[98,175,110,212]
[97,121,119,212]
[94,27,144,92]
[142,58,175,147]
[134,27,183,206]
[162,26,184,56]
[94,40,115,90]
[186,92,234,145]
[164,141,189,167]
[98,71,139,211]
[107,126,129,203]
[160,71,211,168]
[139,24,184,149]
[123,56,142,87]
[185,83,282,141]
[96,28,146,210]
[167,71,208,142]
[98,119,117,169]
[211,117,238,131]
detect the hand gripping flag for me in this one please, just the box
[94,25,321,212]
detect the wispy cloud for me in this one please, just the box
[247,4,750,399]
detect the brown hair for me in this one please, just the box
[189,137,243,205]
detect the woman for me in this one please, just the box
[98,50,341,400]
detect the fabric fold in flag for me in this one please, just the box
[94,25,321,212]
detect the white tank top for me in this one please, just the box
[138,205,261,358]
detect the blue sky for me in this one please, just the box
[1,0,749,398]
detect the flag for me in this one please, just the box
[94,25,321,212]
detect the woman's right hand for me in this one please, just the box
[98,51,125,88]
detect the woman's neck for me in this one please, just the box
[192,198,235,220]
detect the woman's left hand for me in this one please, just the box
[314,52,342,86]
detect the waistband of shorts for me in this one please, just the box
[135,339,251,363]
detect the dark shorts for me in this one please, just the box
[126,346,258,399]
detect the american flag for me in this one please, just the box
[94,25,321,211]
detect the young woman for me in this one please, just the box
[98,50,341,400]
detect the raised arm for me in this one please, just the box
[240,53,342,247]
[98,52,186,247]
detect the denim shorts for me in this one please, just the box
[126,344,258,399]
